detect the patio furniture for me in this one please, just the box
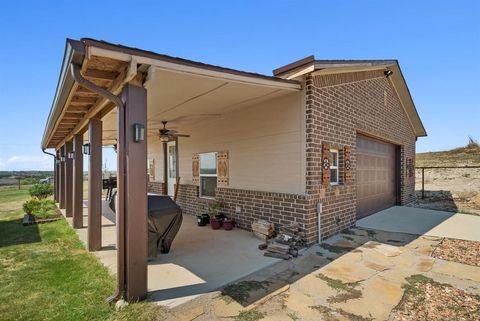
[108,193,183,258]
[148,195,183,258]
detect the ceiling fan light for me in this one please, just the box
[160,135,169,143]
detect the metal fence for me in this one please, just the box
[416,165,480,199]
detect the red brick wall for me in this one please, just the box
[151,182,312,235]
[305,70,416,240]
[147,182,166,194]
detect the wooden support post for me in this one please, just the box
[54,150,59,202]
[73,134,84,228]
[65,141,73,217]
[163,142,168,195]
[117,84,148,301]
[88,118,102,251]
[59,145,66,209]
[421,167,425,199]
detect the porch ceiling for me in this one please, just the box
[44,39,301,150]
[99,67,299,144]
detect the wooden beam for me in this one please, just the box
[59,147,65,209]
[63,113,84,119]
[70,96,97,106]
[119,84,148,301]
[60,120,80,125]
[67,106,90,113]
[84,69,118,80]
[76,87,97,96]
[64,141,73,218]
[56,62,134,149]
[88,118,102,251]
[72,134,84,228]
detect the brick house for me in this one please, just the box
[145,56,426,244]
[43,39,425,299]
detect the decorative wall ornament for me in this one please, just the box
[322,158,330,170]
[217,151,229,187]
[344,146,353,184]
[192,154,199,185]
[322,143,331,186]
[345,160,351,170]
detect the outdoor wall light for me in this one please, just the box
[68,152,75,159]
[60,156,66,162]
[83,143,91,155]
[384,69,393,78]
[134,123,145,142]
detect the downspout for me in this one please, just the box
[70,62,133,303]
[42,149,57,201]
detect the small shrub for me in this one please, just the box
[203,202,222,218]
[23,199,41,215]
[467,136,479,149]
[37,199,58,219]
[29,183,54,199]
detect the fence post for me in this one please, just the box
[18,178,21,190]
[421,168,425,199]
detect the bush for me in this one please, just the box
[29,183,54,199]
[37,199,58,219]
[23,199,41,215]
[22,199,58,218]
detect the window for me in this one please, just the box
[330,149,339,185]
[199,152,217,198]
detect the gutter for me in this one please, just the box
[41,39,85,150]
[69,63,127,303]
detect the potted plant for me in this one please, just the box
[204,202,222,229]
[196,213,210,226]
[223,216,235,231]
[22,199,40,223]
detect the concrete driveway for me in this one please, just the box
[357,206,480,241]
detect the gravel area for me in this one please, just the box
[432,238,480,266]
[390,275,480,321]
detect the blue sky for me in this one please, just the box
[0,1,478,171]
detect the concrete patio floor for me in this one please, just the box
[63,201,280,307]
[357,206,480,241]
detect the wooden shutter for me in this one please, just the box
[322,143,331,186]
[192,154,199,185]
[217,151,229,187]
[344,146,352,184]
[148,159,155,181]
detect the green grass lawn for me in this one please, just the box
[0,187,167,321]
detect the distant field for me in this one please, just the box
[413,141,480,214]
[416,142,480,167]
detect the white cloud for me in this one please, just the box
[0,154,53,171]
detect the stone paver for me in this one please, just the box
[163,227,480,321]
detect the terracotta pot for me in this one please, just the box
[223,219,234,231]
[210,218,221,230]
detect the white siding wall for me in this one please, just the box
[147,91,305,194]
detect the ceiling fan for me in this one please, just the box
[158,121,190,143]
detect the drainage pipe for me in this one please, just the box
[42,149,57,201]
[70,63,126,303]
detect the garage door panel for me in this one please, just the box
[356,135,397,219]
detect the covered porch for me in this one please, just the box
[61,201,279,307]
[42,38,302,302]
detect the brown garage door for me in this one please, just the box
[356,135,397,219]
